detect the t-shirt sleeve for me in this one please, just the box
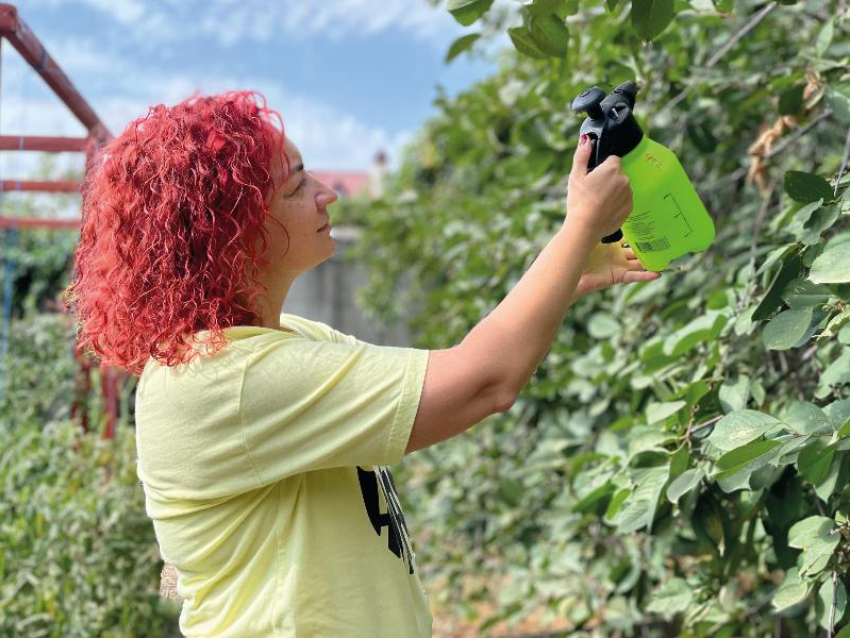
[239,335,430,486]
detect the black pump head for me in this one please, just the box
[571,80,644,171]
[570,81,645,244]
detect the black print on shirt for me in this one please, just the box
[357,466,414,575]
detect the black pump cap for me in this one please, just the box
[571,81,644,171]
[571,81,645,244]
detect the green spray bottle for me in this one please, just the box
[571,81,716,272]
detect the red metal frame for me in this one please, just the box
[0,3,120,437]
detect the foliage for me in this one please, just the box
[0,304,178,636]
[350,0,850,635]
[0,310,78,427]
[0,155,81,319]
[0,416,180,637]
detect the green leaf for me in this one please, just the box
[669,446,690,479]
[817,577,847,630]
[822,307,850,340]
[446,0,494,26]
[822,350,850,387]
[631,0,674,41]
[527,13,569,57]
[772,568,811,611]
[823,400,850,436]
[838,417,850,439]
[525,0,563,16]
[800,204,841,246]
[785,171,835,204]
[646,577,693,616]
[816,18,835,57]
[498,477,523,506]
[663,312,727,358]
[809,238,850,284]
[826,86,850,126]
[787,198,824,233]
[788,516,841,576]
[613,466,669,534]
[588,312,621,339]
[718,374,750,413]
[646,400,686,425]
[507,26,549,59]
[604,487,631,522]
[797,440,837,486]
[782,278,833,309]
[782,401,833,435]
[752,249,804,321]
[778,85,805,116]
[707,410,781,452]
[667,468,704,504]
[693,492,730,556]
[573,481,616,513]
[762,307,814,350]
[445,33,481,64]
[715,439,782,480]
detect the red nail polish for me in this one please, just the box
[580,134,588,145]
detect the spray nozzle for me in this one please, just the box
[602,81,638,111]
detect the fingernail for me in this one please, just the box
[580,134,588,146]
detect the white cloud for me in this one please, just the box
[3,0,523,181]
[197,0,462,46]
[26,0,498,49]
[77,0,145,24]
[0,42,412,182]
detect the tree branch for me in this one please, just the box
[706,2,779,68]
[834,123,850,199]
[828,570,839,638]
[667,2,779,112]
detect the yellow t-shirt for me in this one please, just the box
[135,312,433,637]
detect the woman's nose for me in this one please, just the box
[316,189,338,207]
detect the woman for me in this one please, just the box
[66,90,657,637]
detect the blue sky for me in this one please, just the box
[2,0,520,181]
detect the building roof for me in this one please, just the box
[311,171,369,197]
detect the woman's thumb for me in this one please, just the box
[572,134,592,177]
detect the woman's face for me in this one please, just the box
[262,134,338,274]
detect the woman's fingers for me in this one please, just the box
[623,270,662,283]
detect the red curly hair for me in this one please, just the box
[64,90,290,377]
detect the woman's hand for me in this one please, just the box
[575,241,662,297]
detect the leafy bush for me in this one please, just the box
[0,308,177,636]
[0,310,78,427]
[352,1,850,635]
[0,418,180,637]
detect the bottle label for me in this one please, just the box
[623,209,671,253]
[624,191,695,254]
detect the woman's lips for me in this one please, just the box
[317,222,331,232]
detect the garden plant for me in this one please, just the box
[342,0,850,635]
